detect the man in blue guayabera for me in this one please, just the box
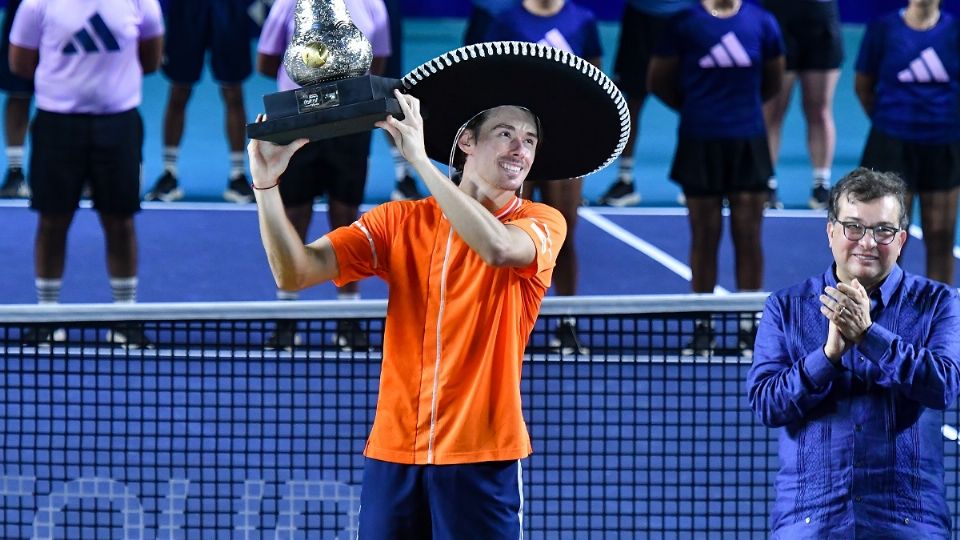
[747,167,960,539]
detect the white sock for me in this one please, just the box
[276,290,299,301]
[7,146,24,170]
[35,278,62,304]
[813,168,831,187]
[109,276,138,304]
[338,292,360,301]
[618,157,634,184]
[163,146,179,176]
[229,151,245,179]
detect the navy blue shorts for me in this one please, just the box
[612,5,672,99]
[161,0,253,85]
[357,458,523,540]
[278,131,371,207]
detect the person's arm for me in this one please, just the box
[247,117,337,290]
[377,90,538,267]
[138,36,163,74]
[760,56,785,103]
[854,72,877,117]
[844,285,960,410]
[8,44,37,80]
[257,53,282,78]
[647,55,681,111]
[747,296,843,428]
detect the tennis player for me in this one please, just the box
[248,43,628,538]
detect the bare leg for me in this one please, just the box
[685,196,724,293]
[220,84,247,153]
[35,212,75,278]
[727,192,767,291]
[762,71,797,168]
[99,213,138,277]
[162,84,193,148]
[535,177,583,296]
[798,69,840,173]
[919,188,960,284]
[5,94,30,147]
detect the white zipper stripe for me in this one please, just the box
[427,227,454,463]
[352,221,378,269]
[495,197,520,220]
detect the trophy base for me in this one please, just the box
[247,75,403,145]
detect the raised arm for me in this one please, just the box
[248,119,339,290]
[376,90,539,268]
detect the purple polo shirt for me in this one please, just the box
[10,0,163,114]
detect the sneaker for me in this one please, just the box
[765,187,784,210]
[144,170,184,202]
[334,320,369,351]
[0,167,29,198]
[596,178,641,207]
[738,325,757,358]
[224,174,254,204]
[21,325,67,345]
[809,184,829,210]
[106,324,153,349]
[390,175,422,201]
[681,322,715,357]
[265,320,302,351]
[549,320,589,355]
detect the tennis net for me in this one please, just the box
[1,295,959,539]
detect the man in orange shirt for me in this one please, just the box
[248,44,628,538]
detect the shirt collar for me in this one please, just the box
[493,196,522,221]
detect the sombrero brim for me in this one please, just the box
[401,41,630,182]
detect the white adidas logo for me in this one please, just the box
[537,29,573,53]
[897,47,950,82]
[698,32,752,68]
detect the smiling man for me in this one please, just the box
[747,167,960,539]
[248,43,628,539]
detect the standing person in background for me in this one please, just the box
[855,0,960,285]
[596,0,697,207]
[0,0,32,199]
[748,168,960,539]
[382,0,422,202]
[761,0,843,210]
[10,0,164,347]
[650,0,784,355]
[463,0,518,46]
[484,0,601,355]
[257,0,391,350]
[144,0,254,203]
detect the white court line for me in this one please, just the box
[579,207,729,295]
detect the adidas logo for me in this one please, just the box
[537,28,573,53]
[698,32,752,68]
[897,47,949,82]
[62,13,120,55]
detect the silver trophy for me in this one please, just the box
[246,0,402,144]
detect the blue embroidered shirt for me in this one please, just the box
[747,264,960,539]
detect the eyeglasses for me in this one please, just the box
[833,220,901,245]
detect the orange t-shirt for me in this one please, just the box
[326,195,566,465]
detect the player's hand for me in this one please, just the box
[819,278,872,343]
[375,90,427,166]
[247,114,309,189]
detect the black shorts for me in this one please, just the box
[670,135,773,197]
[612,5,672,98]
[859,127,960,193]
[278,132,372,207]
[762,0,843,71]
[161,0,253,85]
[29,109,143,215]
[0,0,33,95]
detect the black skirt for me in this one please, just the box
[670,135,773,197]
[860,127,960,193]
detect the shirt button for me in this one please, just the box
[804,517,811,524]
[904,518,910,524]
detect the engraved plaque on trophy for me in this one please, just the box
[246,0,402,144]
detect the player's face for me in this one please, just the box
[463,106,539,192]
[827,194,907,290]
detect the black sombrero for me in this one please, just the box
[402,41,630,182]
